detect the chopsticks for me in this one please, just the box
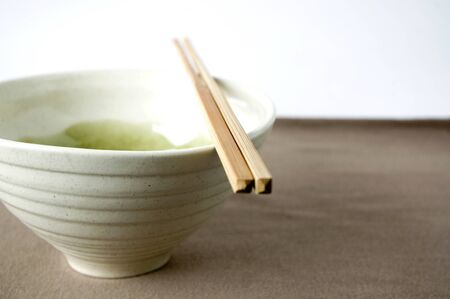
[174,38,272,194]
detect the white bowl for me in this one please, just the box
[0,70,275,278]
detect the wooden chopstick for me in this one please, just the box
[182,38,272,194]
[174,39,254,193]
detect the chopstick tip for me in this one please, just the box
[255,178,272,194]
[233,179,254,194]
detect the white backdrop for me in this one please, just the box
[0,0,449,118]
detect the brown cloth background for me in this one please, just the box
[1,119,450,299]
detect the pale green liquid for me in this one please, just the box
[20,120,210,151]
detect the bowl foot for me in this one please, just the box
[65,253,171,278]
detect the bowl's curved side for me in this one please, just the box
[0,163,231,278]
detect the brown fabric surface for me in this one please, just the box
[1,119,450,299]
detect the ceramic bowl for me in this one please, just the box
[0,70,275,278]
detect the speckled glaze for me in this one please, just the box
[0,70,275,278]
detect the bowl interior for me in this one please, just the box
[0,70,274,150]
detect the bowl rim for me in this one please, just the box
[0,69,276,158]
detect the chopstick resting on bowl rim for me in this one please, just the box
[174,38,272,194]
